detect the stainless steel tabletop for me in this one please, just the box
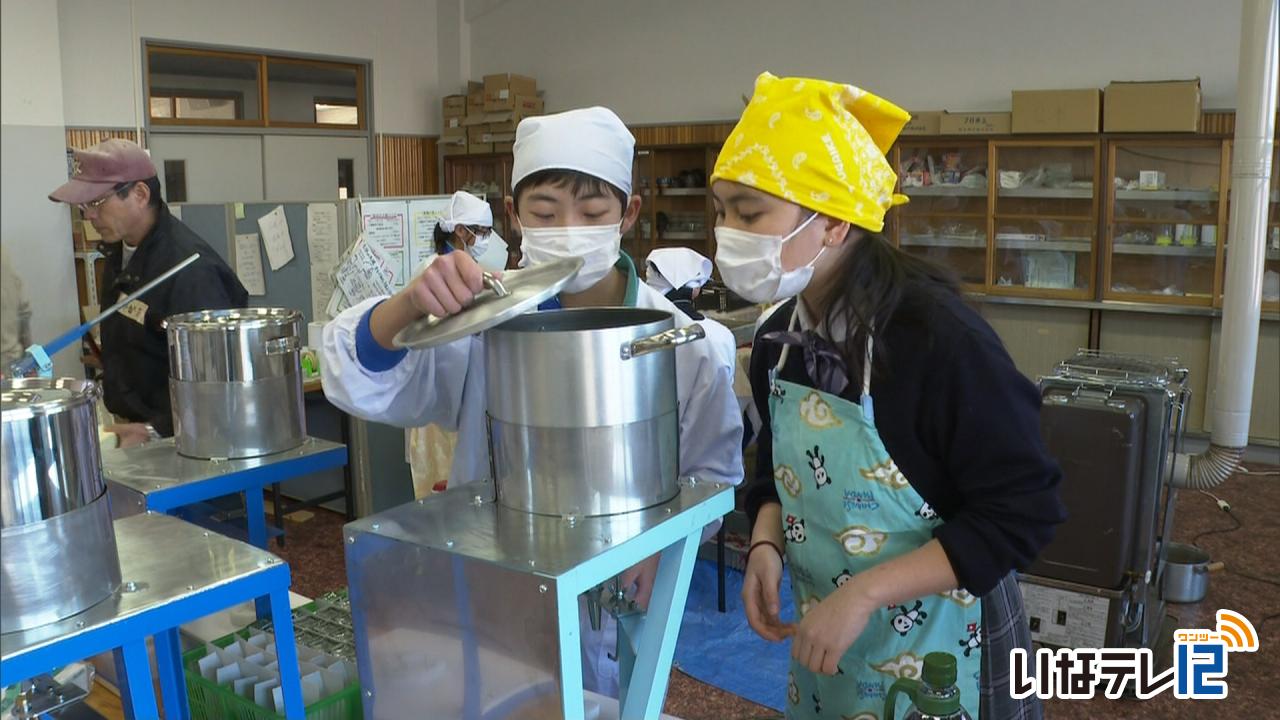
[1,513,284,662]
[103,436,346,498]
[344,477,733,578]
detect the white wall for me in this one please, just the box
[1,0,80,378]
[57,0,440,134]
[467,0,1245,123]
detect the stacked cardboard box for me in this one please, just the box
[441,74,545,155]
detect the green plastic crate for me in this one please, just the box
[183,627,361,720]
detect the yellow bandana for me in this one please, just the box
[711,72,910,233]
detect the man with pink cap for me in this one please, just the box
[49,138,247,446]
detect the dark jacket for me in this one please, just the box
[97,203,248,435]
[746,289,1066,596]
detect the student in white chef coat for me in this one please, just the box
[321,107,744,696]
[429,190,510,272]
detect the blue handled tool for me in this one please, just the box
[6,252,200,378]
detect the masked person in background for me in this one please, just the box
[719,74,1064,720]
[644,247,738,367]
[430,190,509,272]
[322,107,743,696]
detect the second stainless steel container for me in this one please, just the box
[485,308,703,517]
[2,378,121,633]
[167,307,305,459]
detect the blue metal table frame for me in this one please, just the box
[1,513,308,720]
[105,437,348,619]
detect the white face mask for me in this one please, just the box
[520,223,622,293]
[462,227,490,259]
[714,212,822,303]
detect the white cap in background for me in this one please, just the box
[645,247,713,294]
[511,107,635,196]
[438,191,494,231]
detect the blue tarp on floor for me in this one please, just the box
[673,559,795,712]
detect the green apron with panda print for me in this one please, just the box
[769,330,983,719]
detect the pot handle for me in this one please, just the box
[264,336,301,356]
[621,324,705,360]
[1202,561,1226,573]
[483,272,510,298]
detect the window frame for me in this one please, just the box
[145,44,367,131]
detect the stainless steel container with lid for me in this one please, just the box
[485,308,704,517]
[167,307,305,459]
[2,378,122,634]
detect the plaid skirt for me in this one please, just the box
[980,573,1042,719]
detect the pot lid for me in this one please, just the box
[166,307,301,332]
[2,378,99,421]
[394,257,584,350]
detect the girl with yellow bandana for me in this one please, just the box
[719,73,1064,719]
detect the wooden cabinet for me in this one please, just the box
[893,140,990,289]
[1103,139,1228,306]
[990,140,1100,299]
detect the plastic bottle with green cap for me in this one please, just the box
[884,651,973,720]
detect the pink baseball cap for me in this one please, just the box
[49,139,157,205]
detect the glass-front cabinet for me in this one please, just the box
[991,141,1099,298]
[1104,140,1228,306]
[893,141,989,288]
[1219,143,1280,311]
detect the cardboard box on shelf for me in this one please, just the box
[484,74,538,112]
[468,142,494,154]
[485,105,544,133]
[902,111,942,136]
[1104,79,1201,132]
[442,94,467,113]
[939,111,1012,135]
[494,141,514,154]
[442,124,466,138]
[440,143,466,157]
[1011,89,1101,133]
[443,115,465,130]
[483,73,537,99]
[467,91,486,116]
[467,126,488,143]
[467,80,483,94]
[486,131,516,144]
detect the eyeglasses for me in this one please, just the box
[464,226,492,240]
[77,182,134,212]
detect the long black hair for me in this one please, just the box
[812,230,960,383]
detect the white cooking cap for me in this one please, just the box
[645,247,713,294]
[438,191,494,231]
[511,107,635,197]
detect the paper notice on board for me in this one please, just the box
[361,202,408,287]
[234,233,267,296]
[257,205,295,271]
[335,236,395,306]
[410,207,446,272]
[307,203,340,319]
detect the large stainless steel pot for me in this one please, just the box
[167,307,305,459]
[485,308,704,517]
[2,378,122,633]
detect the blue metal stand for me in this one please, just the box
[1,514,308,720]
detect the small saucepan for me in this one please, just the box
[1162,542,1225,604]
